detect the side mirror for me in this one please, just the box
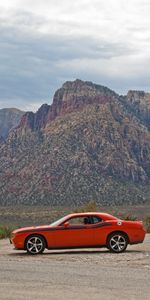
[64,221,69,228]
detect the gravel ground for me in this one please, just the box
[0,235,150,300]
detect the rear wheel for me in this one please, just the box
[107,232,128,253]
[26,235,45,255]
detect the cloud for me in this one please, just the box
[0,1,150,110]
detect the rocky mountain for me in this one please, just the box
[124,90,150,129]
[0,108,25,139]
[17,80,117,132]
[0,79,150,206]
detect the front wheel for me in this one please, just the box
[25,235,46,255]
[107,232,128,253]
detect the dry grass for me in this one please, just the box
[0,225,15,239]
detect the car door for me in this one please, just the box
[52,216,95,248]
[91,216,112,245]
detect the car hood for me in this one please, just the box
[12,225,51,234]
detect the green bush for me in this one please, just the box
[0,225,15,239]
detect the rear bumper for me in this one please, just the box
[130,231,146,245]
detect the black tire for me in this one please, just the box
[25,235,46,255]
[107,232,128,253]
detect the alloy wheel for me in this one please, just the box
[108,233,128,253]
[26,236,45,254]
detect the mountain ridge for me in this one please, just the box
[1,79,150,206]
[0,108,25,139]
[15,79,118,133]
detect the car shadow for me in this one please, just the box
[8,249,144,257]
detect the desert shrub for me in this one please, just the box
[74,200,98,213]
[123,214,138,221]
[114,212,138,221]
[0,225,15,239]
[145,216,150,233]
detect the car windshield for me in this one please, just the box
[50,216,68,227]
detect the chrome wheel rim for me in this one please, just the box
[110,235,126,252]
[27,237,43,254]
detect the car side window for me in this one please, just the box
[63,216,93,226]
[90,216,103,224]
[68,216,90,225]
[61,216,103,226]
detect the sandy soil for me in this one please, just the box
[0,235,150,300]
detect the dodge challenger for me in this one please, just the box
[10,212,146,254]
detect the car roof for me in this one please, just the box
[66,212,117,220]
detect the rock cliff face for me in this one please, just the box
[16,80,118,133]
[1,79,150,206]
[18,104,50,132]
[125,90,150,128]
[0,108,24,139]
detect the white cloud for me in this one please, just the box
[0,0,150,109]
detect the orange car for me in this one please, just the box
[10,212,146,254]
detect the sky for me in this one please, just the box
[0,0,150,111]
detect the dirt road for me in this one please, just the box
[0,235,150,300]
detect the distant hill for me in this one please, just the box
[0,79,150,206]
[0,108,25,139]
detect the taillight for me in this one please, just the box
[139,221,147,232]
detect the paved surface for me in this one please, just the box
[0,235,150,300]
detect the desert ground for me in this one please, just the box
[0,234,149,300]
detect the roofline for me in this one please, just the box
[66,212,113,216]
[65,212,118,220]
